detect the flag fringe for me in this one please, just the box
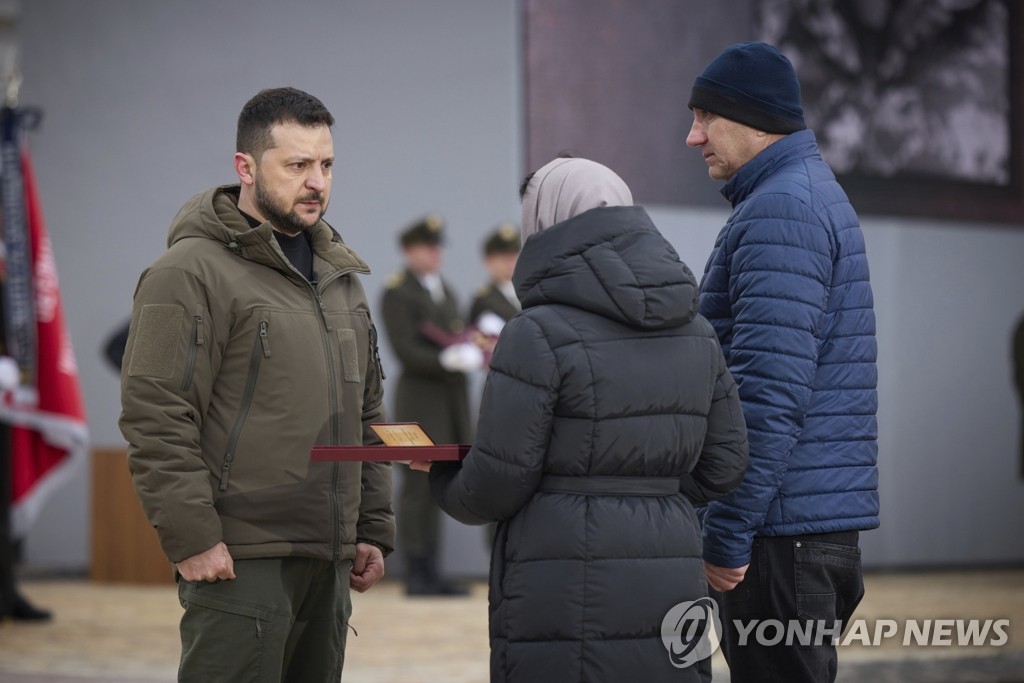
[0,405,89,538]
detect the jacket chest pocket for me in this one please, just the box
[220,319,269,492]
[336,329,361,383]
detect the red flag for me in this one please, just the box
[0,149,88,538]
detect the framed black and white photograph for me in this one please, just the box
[524,0,1024,224]
[756,0,1022,223]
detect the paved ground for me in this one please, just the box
[0,568,1021,682]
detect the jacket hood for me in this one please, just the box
[167,184,370,277]
[513,205,698,330]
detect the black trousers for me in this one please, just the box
[713,531,864,683]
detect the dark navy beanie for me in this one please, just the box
[688,41,806,134]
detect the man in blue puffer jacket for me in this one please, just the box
[685,41,878,683]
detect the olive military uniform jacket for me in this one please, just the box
[380,270,472,444]
[469,281,519,324]
[119,185,395,564]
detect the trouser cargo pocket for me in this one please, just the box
[178,579,277,682]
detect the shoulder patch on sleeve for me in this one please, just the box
[127,304,184,379]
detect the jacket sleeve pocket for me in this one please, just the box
[337,329,361,383]
[127,304,184,379]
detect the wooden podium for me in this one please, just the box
[90,448,174,584]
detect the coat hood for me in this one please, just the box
[513,205,698,330]
[166,184,369,277]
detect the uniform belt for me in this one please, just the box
[538,475,679,497]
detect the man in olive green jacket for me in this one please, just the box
[119,88,394,682]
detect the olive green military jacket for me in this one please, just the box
[120,185,394,564]
[469,281,520,324]
[379,270,473,445]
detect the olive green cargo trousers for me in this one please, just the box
[177,557,353,682]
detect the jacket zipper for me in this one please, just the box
[219,321,267,492]
[180,310,205,392]
[369,324,386,381]
[312,272,347,561]
[259,320,271,357]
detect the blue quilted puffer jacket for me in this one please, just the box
[699,129,879,569]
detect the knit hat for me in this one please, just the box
[688,41,806,134]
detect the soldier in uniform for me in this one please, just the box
[467,224,522,549]
[380,215,481,596]
[469,224,521,326]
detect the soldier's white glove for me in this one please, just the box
[439,342,484,373]
[475,312,506,338]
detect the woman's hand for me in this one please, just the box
[408,461,433,473]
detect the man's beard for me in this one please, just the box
[254,174,324,235]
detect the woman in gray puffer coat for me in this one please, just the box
[423,158,749,682]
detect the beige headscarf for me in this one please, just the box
[520,158,633,240]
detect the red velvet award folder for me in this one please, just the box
[310,423,470,463]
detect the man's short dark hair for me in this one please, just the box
[236,87,335,161]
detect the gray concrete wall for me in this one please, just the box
[18,0,521,576]
[647,207,1024,568]
[14,0,1024,573]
